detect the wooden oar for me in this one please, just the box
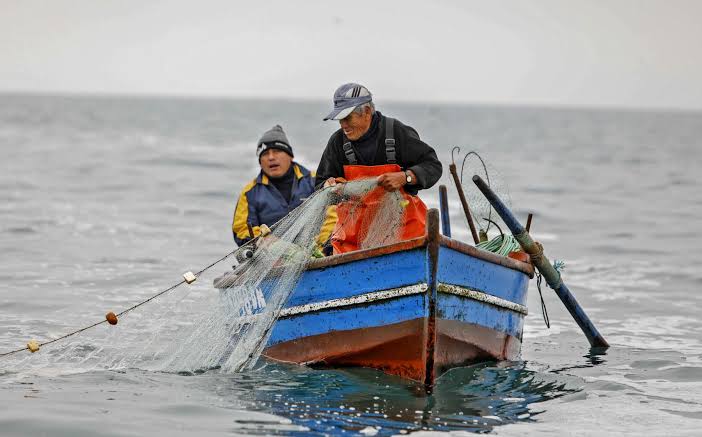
[472,175,609,349]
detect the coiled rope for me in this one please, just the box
[475,233,522,257]
[476,230,559,329]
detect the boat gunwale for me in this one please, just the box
[215,233,533,289]
[439,235,534,278]
[306,234,533,277]
[305,237,427,270]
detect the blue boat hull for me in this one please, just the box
[260,223,532,384]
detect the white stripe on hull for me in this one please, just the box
[278,282,527,318]
[279,284,428,318]
[437,283,528,315]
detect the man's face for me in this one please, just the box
[259,148,293,178]
[339,107,372,141]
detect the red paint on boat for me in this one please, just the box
[263,317,520,383]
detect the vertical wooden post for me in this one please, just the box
[438,185,451,237]
[449,164,479,244]
[424,209,440,389]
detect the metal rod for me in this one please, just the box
[472,175,609,349]
[438,185,451,237]
[449,163,479,244]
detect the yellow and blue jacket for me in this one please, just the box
[232,163,336,247]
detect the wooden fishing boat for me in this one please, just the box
[216,209,533,385]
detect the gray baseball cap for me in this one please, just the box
[323,83,373,121]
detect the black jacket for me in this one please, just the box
[314,112,442,195]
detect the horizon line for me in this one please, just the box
[2,89,700,115]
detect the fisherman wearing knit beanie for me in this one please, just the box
[256,124,294,159]
[232,125,334,248]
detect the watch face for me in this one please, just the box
[405,173,412,183]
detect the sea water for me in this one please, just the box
[1,94,701,436]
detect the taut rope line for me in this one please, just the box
[0,186,339,359]
[0,183,378,360]
[0,248,239,359]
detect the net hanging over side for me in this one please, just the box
[1,179,412,377]
[157,178,409,373]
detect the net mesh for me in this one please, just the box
[457,151,512,236]
[2,178,409,376]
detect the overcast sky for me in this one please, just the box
[1,0,701,109]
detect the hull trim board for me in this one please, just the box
[277,282,527,318]
[437,282,528,315]
[279,283,428,318]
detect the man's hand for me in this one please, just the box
[323,177,347,188]
[255,229,279,249]
[377,171,413,192]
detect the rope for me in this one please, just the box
[528,240,545,266]
[476,233,521,257]
[0,182,376,360]
[0,193,325,360]
[0,248,241,359]
[536,273,551,328]
[477,231,553,328]
[534,260,565,329]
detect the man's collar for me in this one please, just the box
[292,164,304,179]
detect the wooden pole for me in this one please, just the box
[438,185,451,237]
[424,209,440,389]
[472,175,609,349]
[448,164,479,244]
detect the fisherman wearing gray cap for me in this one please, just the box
[232,125,333,246]
[316,83,442,253]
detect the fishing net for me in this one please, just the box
[153,178,410,373]
[454,150,513,240]
[1,178,410,376]
[341,179,405,251]
[157,186,336,374]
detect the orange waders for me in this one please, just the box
[331,163,428,254]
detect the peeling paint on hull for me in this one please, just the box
[264,317,521,383]
[218,209,532,385]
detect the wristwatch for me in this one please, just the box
[404,170,412,185]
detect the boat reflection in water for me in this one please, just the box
[212,360,583,435]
